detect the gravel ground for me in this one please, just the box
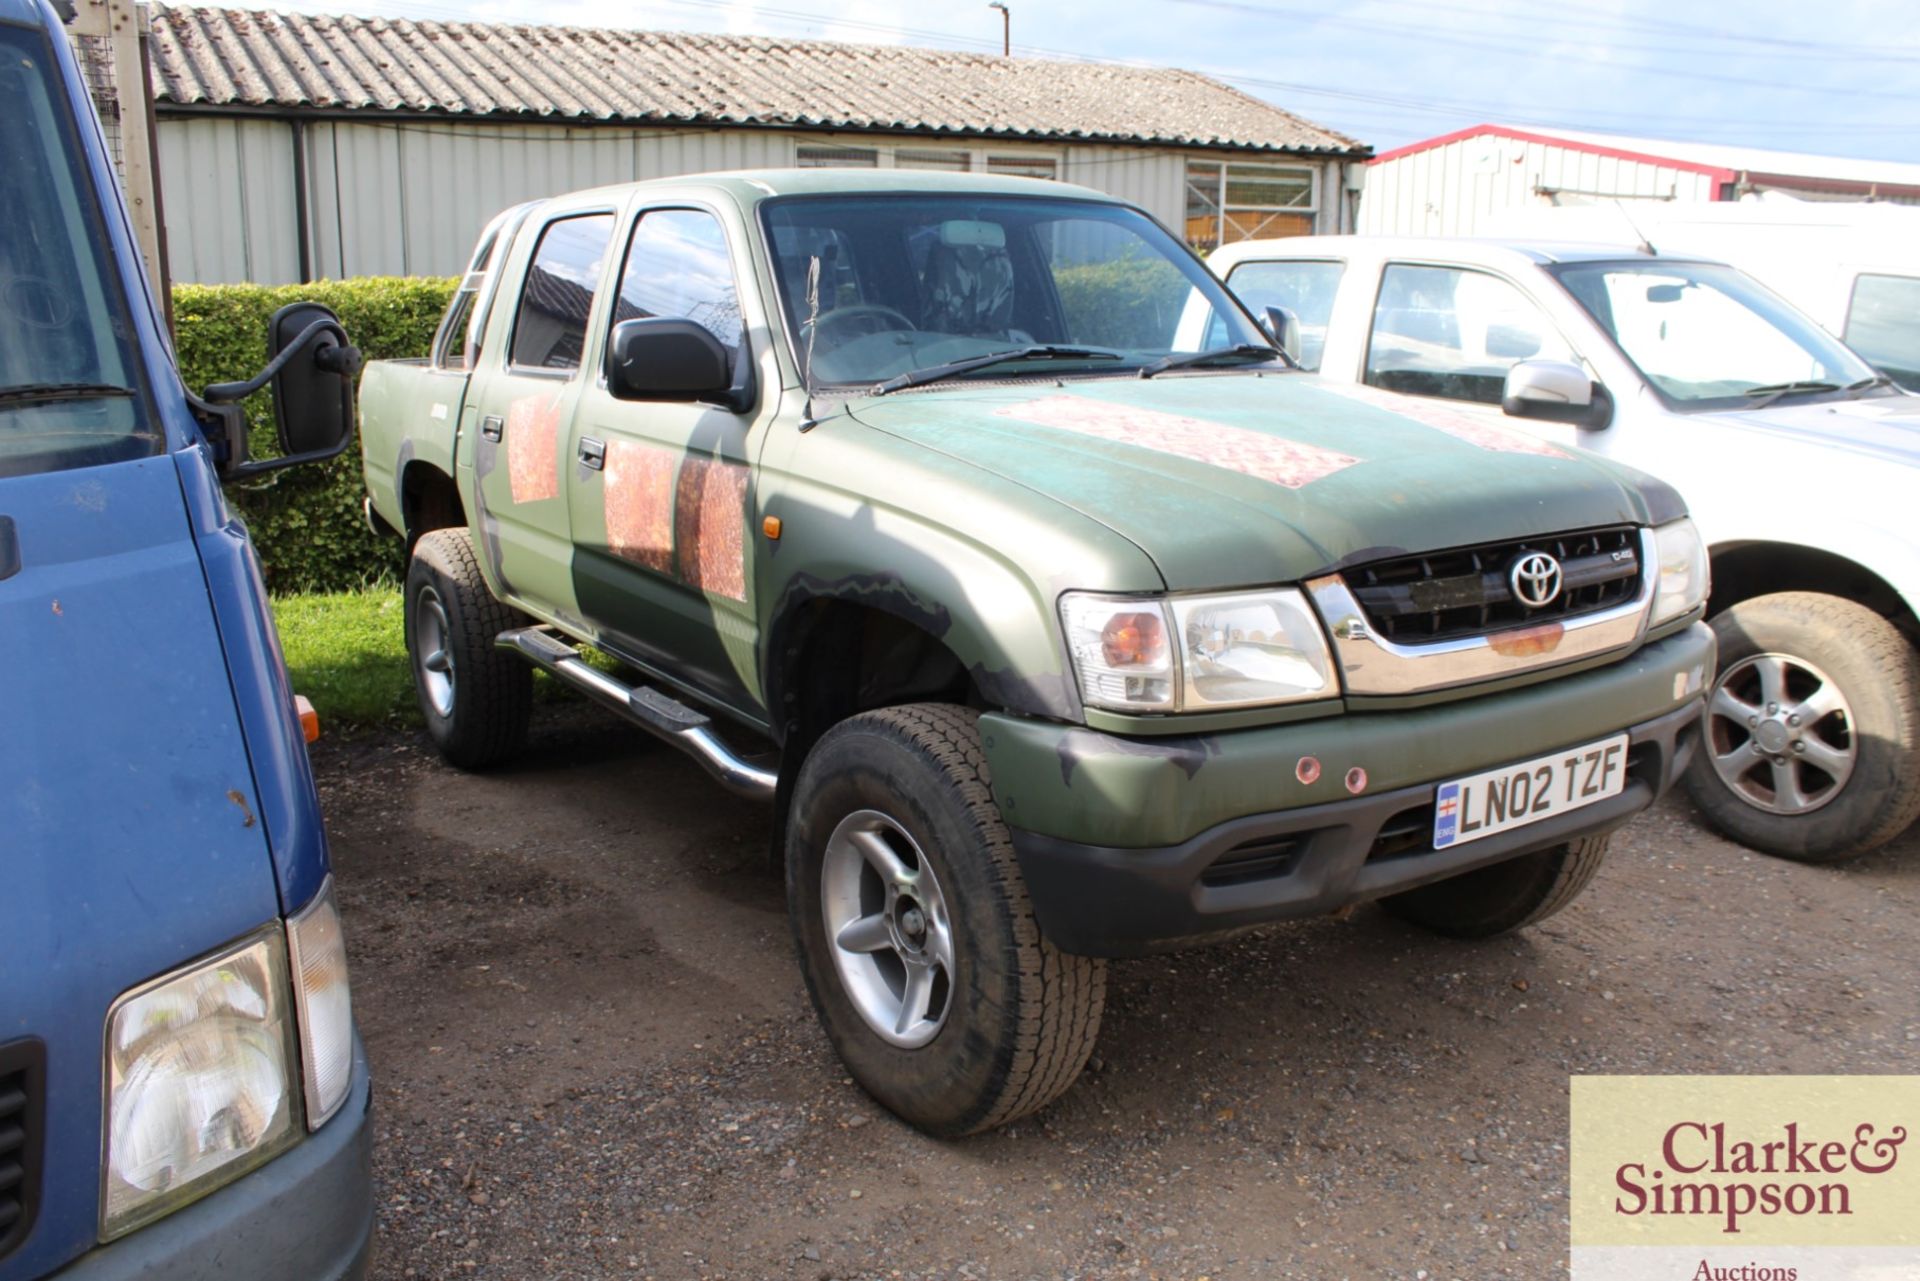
[314,705,1920,1281]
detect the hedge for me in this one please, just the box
[172,277,456,593]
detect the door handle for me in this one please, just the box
[481,415,504,442]
[578,438,606,471]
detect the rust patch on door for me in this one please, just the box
[995,396,1358,489]
[506,391,564,503]
[603,438,677,572]
[674,458,749,601]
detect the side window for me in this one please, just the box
[432,287,478,370]
[1364,264,1575,404]
[1844,273,1920,391]
[613,209,745,364]
[1225,260,1345,371]
[509,214,616,372]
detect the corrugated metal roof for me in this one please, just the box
[145,5,1367,155]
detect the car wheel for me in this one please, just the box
[1684,592,1920,862]
[786,704,1106,1136]
[1379,835,1610,939]
[404,528,532,770]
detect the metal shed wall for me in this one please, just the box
[1357,134,1719,237]
[156,117,1343,283]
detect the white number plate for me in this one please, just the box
[1433,734,1629,849]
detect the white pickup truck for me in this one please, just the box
[1213,235,1920,863]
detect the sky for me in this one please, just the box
[241,0,1920,163]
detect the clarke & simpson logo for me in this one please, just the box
[1612,1120,1907,1234]
[1570,1077,1920,1281]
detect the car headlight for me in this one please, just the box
[1061,589,1335,713]
[287,879,354,1130]
[102,927,299,1239]
[1650,517,1709,625]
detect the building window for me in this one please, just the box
[1185,161,1316,250]
[798,144,879,168]
[895,148,971,172]
[988,156,1057,180]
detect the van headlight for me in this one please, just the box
[101,928,299,1239]
[101,881,355,1240]
[1650,518,1709,625]
[1062,588,1336,713]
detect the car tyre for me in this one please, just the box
[405,528,532,770]
[1379,835,1610,939]
[786,704,1106,1136]
[1684,592,1920,862]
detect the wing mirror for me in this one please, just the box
[1260,305,1302,365]
[1501,358,1612,431]
[607,318,752,412]
[196,302,362,480]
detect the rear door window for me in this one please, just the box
[509,214,617,372]
[1225,259,1345,370]
[1364,264,1575,404]
[1844,273,1920,391]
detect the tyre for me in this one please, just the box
[404,528,532,770]
[1684,592,1920,862]
[786,704,1106,1136]
[1379,835,1610,939]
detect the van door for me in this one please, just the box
[464,209,618,618]
[563,205,766,722]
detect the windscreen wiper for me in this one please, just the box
[1138,344,1287,379]
[1846,374,1894,397]
[0,382,137,407]
[1741,380,1839,409]
[872,346,1125,395]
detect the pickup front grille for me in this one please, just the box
[0,1039,45,1263]
[1348,526,1641,645]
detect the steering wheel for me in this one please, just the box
[807,304,918,343]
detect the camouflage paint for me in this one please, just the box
[674,457,749,602]
[980,623,1712,849]
[992,396,1359,489]
[506,390,564,504]
[602,438,676,571]
[1313,381,1568,458]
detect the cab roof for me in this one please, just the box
[1211,233,1729,270]
[539,167,1126,209]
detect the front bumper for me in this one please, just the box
[984,623,1712,957]
[50,1036,373,1281]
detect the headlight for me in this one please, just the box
[287,879,354,1130]
[1061,589,1335,712]
[1650,517,1709,625]
[102,928,298,1239]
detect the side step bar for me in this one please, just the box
[498,626,779,801]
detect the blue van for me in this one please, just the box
[0,0,372,1275]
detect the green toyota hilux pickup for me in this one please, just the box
[358,169,1713,1135]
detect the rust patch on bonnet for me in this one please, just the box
[226,789,257,828]
[1314,382,1565,458]
[674,458,749,601]
[603,439,677,572]
[995,396,1358,489]
[506,391,564,503]
[1488,622,1565,657]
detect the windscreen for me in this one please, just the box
[761,194,1265,386]
[0,22,154,478]
[1551,260,1879,411]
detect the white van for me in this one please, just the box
[1485,198,1920,390]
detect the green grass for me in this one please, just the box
[272,588,420,728]
[271,587,605,731]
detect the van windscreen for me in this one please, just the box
[0,23,156,478]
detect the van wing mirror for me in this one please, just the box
[199,302,362,480]
[607,318,749,411]
[1260,305,1302,365]
[1501,358,1612,431]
